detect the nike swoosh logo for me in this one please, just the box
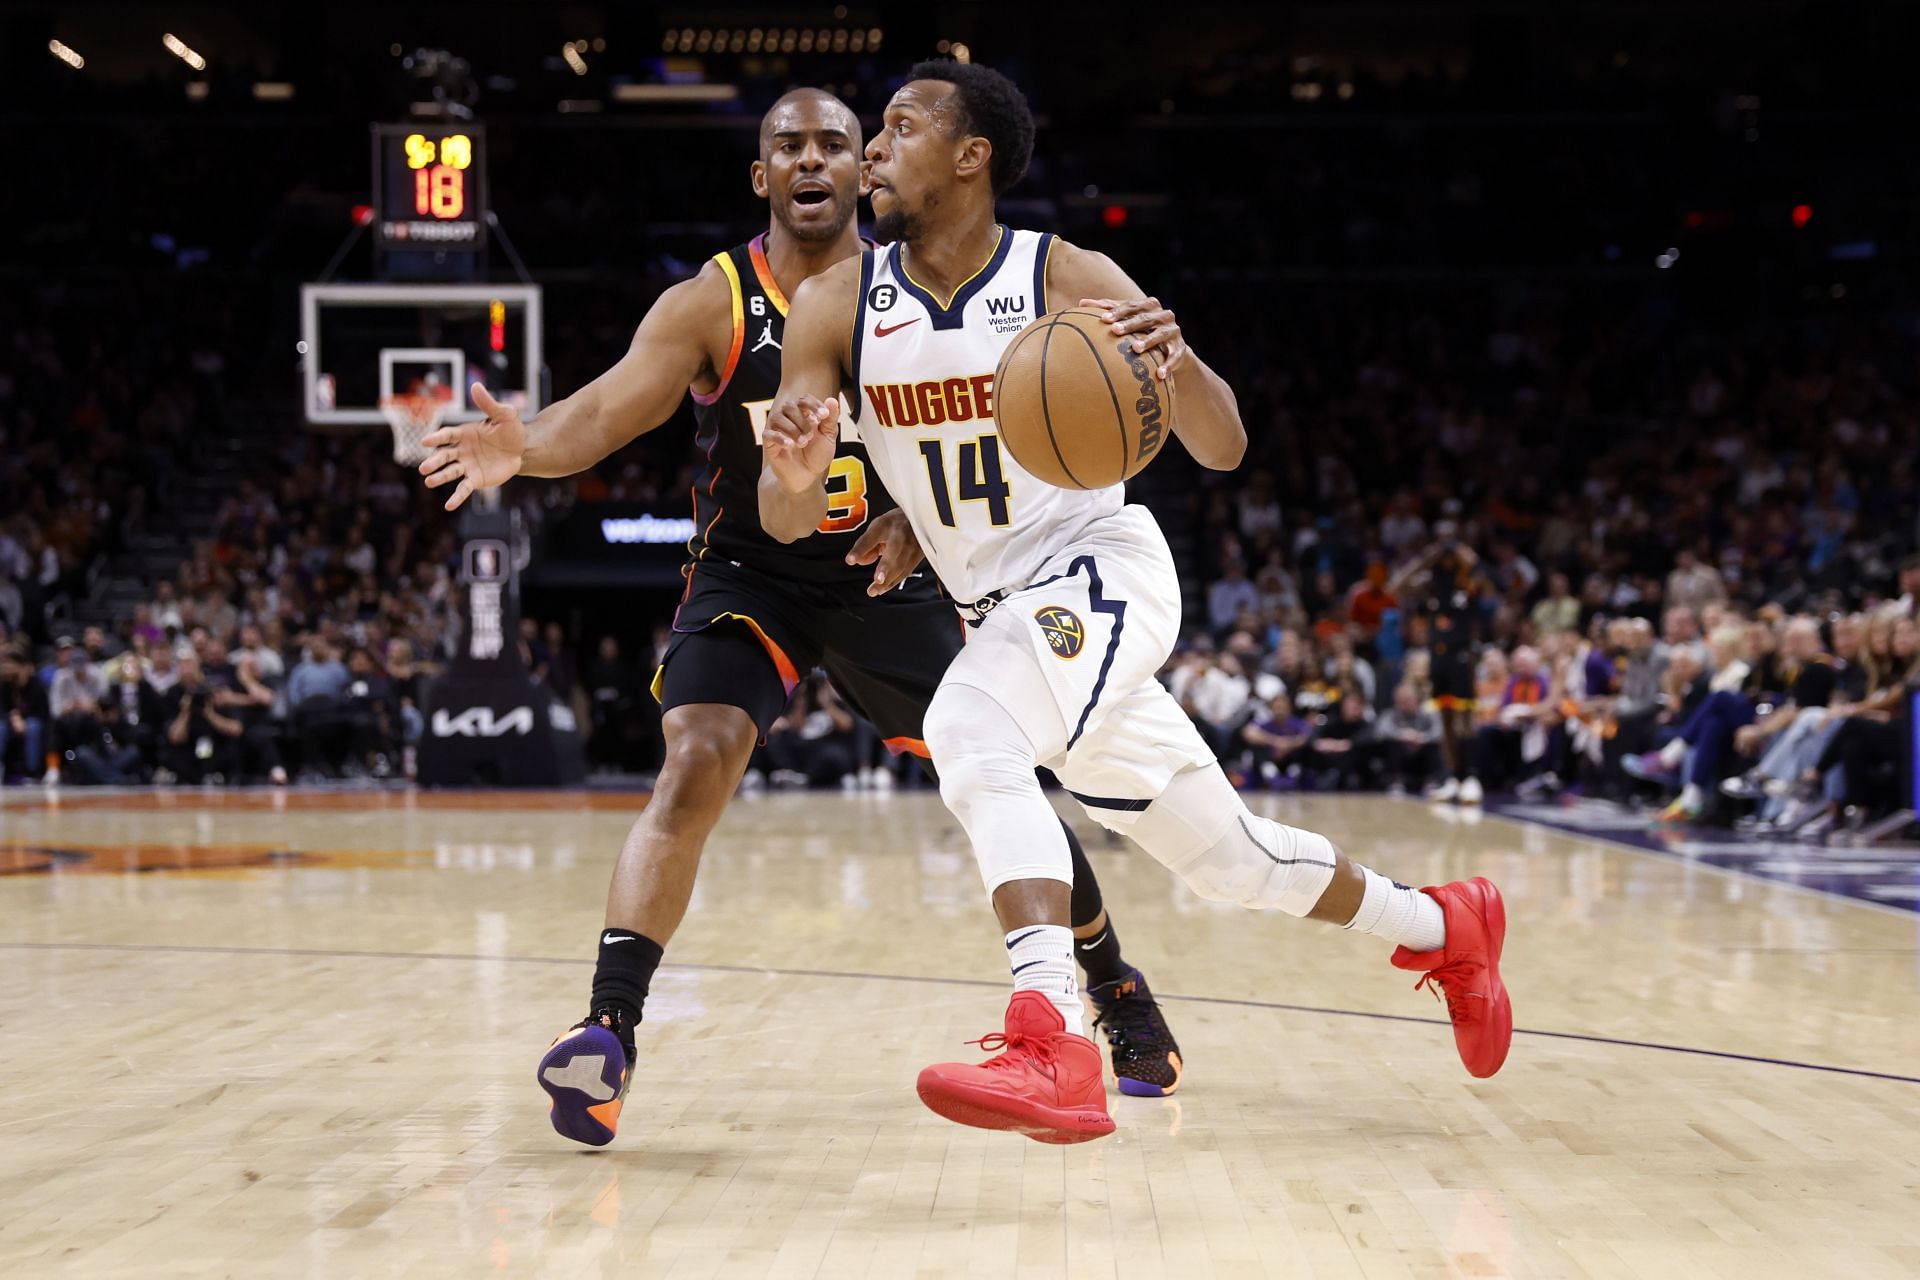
[873,319,920,338]
[602,934,631,944]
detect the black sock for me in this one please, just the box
[1076,916,1131,989]
[1064,820,1131,987]
[591,928,664,1034]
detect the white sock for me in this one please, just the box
[1345,866,1447,952]
[1678,783,1704,812]
[1658,738,1687,768]
[1006,925,1083,1036]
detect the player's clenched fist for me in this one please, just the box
[762,394,840,493]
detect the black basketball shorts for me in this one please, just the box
[654,558,966,754]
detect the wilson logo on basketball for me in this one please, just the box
[1034,606,1086,659]
[1116,340,1167,461]
[863,375,995,429]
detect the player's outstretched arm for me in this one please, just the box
[418,264,726,510]
[1046,242,1247,471]
[760,259,860,543]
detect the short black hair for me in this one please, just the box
[758,87,858,155]
[907,59,1034,195]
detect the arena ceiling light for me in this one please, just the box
[49,39,84,70]
[562,42,588,75]
[662,24,877,54]
[163,33,207,72]
[611,83,739,103]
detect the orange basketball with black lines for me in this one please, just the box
[993,307,1174,490]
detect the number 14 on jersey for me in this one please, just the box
[919,435,1012,528]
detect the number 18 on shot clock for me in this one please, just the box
[372,124,488,250]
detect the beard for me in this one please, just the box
[872,191,936,244]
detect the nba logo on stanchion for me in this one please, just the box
[1034,606,1085,659]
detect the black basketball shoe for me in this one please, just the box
[1088,969,1183,1097]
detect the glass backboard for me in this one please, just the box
[300,283,543,426]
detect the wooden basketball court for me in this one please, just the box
[4,786,1917,1277]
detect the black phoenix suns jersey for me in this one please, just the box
[684,234,895,585]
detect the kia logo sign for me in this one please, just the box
[431,706,535,738]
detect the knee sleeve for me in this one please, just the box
[1119,764,1339,916]
[923,681,1072,894]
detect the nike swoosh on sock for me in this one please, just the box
[1077,931,1110,951]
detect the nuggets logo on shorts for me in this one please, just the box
[1034,606,1085,659]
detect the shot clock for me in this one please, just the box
[372,124,488,251]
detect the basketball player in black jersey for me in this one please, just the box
[417,89,1182,1147]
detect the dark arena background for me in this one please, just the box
[4,4,1920,1276]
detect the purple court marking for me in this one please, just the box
[5,939,1917,1087]
[1479,795,1920,917]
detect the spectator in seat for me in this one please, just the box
[1180,647,1254,759]
[83,653,165,782]
[1,646,50,782]
[1374,682,1442,794]
[235,622,285,685]
[1629,617,1832,822]
[1809,616,1919,830]
[760,678,856,788]
[1530,572,1580,637]
[1240,690,1313,788]
[146,645,181,695]
[385,638,426,772]
[1310,691,1378,791]
[1666,546,1728,615]
[1207,557,1260,636]
[1662,606,1708,669]
[1345,558,1398,650]
[585,635,646,772]
[69,657,160,784]
[1461,646,1550,802]
[343,646,399,776]
[48,637,109,785]
[543,621,577,703]
[212,652,287,784]
[287,638,352,776]
[160,655,243,784]
[1597,621,1674,790]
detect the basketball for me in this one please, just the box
[993,307,1175,490]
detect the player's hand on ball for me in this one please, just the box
[418,383,525,511]
[1079,295,1188,381]
[763,395,840,493]
[846,508,924,596]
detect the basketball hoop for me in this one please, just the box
[380,386,454,466]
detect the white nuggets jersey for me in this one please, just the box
[850,226,1124,605]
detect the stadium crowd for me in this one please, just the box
[5,272,1918,841]
[7,38,1919,839]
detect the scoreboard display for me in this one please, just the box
[372,124,488,250]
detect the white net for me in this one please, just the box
[379,390,453,466]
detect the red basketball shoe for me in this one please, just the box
[916,991,1115,1144]
[1389,877,1513,1078]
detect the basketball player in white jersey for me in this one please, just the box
[762,61,1513,1142]
[418,90,1184,1145]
